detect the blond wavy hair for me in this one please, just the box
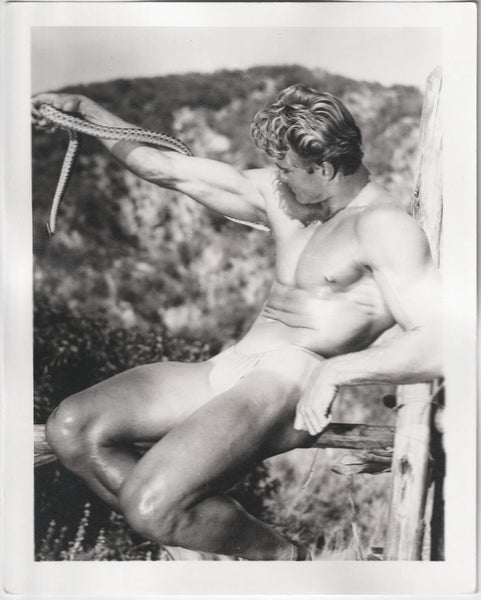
[250,84,363,176]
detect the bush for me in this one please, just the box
[34,292,216,423]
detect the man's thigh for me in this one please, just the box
[123,348,321,500]
[64,359,215,443]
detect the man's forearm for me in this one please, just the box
[78,97,130,129]
[294,327,443,434]
[325,328,443,388]
[78,96,173,181]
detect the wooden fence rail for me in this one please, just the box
[34,422,395,467]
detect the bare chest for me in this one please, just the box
[274,215,366,293]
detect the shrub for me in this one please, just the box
[34,292,215,423]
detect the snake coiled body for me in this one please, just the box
[38,104,193,235]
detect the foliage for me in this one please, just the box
[36,502,169,561]
[228,462,281,520]
[34,291,216,423]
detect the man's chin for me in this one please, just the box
[293,195,316,206]
[297,197,325,208]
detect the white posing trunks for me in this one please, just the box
[208,343,323,396]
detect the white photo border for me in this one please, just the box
[2,2,477,597]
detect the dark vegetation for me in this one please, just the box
[33,64,421,559]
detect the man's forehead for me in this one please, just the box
[278,150,319,172]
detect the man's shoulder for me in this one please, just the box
[243,166,275,186]
[240,166,273,201]
[356,199,416,232]
[354,199,429,261]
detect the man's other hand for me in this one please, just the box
[294,365,339,435]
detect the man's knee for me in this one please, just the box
[46,393,103,470]
[118,474,193,545]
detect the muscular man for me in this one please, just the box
[31,84,442,560]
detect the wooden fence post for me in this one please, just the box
[384,67,443,561]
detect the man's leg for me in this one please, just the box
[118,349,320,560]
[46,360,215,509]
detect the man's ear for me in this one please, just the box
[320,162,335,181]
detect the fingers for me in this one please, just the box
[294,366,340,435]
[294,402,327,436]
[294,390,337,435]
[293,411,306,431]
[302,406,320,436]
[294,406,317,435]
[31,93,82,115]
[31,93,78,131]
[32,92,65,108]
[294,410,331,436]
[31,95,48,125]
[31,93,55,129]
[307,409,330,435]
[31,92,56,106]
[31,93,60,115]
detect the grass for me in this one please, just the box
[264,448,391,560]
[37,504,170,561]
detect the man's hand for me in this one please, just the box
[31,93,87,130]
[294,364,340,435]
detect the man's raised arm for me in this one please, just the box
[31,93,268,227]
[294,204,443,435]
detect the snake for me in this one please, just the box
[37,103,270,234]
[37,103,193,235]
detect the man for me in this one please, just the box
[31,84,442,560]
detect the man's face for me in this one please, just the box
[275,150,327,205]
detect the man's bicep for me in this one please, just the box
[148,153,268,223]
[373,258,441,332]
[357,206,441,331]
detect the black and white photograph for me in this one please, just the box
[1,2,477,597]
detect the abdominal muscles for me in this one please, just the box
[240,279,395,357]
